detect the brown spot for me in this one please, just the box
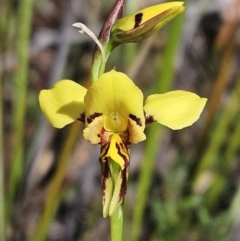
[119,168,128,201]
[119,130,130,145]
[100,161,111,203]
[134,13,143,28]
[129,114,142,126]
[77,112,85,123]
[87,112,102,124]
[145,114,155,125]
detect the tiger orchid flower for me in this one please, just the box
[39,70,207,217]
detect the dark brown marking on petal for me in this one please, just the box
[100,143,110,163]
[114,167,128,205]
[100,145,111,204]
[77,112,86,123]
[120,142,124,149]
[145,114,156,125]
[115,142,129,168]
[119,168,128,201]
[87,112,102,124]
[100,160,110,180]
[119,130,131,146]
[134,13,143,28]
[129,114,142,126]
[100,161,111,205]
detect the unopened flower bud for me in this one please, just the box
[111,2,185,44]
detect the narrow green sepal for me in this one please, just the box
[100,160,114,218]
[103,175,114,218]
[109,168,128,216]
[101,155,129,217]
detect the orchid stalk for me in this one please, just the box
[38,1,207,241]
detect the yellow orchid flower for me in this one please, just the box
[111,2,185,43]
[39,70,207,217]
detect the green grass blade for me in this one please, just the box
[32,123,81,241]
[130,10,185,241]
[0,56,5,241]
[9,0,35,213]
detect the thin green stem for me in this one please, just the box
[91,47,110,82]
[110,204,124,241]
[109,160,124,241]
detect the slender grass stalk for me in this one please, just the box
[193,78,240,207]
[194,89,240,178]
[224,112,240,162]
[0,0,7,240]
[223,75,240,163]
[130,11,185,241]
[198,34,236,148]
[229,187,240,225]
[32,122,81,241]
[130,124,164,241]
[0,56,5,241]
[9,0,34,215]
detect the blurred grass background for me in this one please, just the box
[1,0,240,240]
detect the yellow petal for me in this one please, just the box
[111,2,185,43]
[84,70,145,130]
[39,80,87,128]
[144,91,207,130]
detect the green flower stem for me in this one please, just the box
[90,51,109,82]
[109,160,124,241]
[91,45,111,82]
[110,204,124,241]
